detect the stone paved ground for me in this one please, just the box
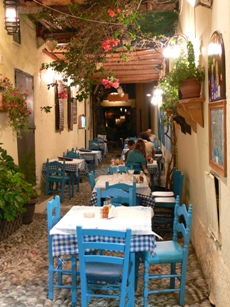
[0,148,212,307]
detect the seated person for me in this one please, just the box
[146,128,156,142]
[124,139,136,161]
[126,139,148,174]
[139,132,155,159]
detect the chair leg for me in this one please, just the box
[170,263,176,288]
[143,260,149,307]
[48,265,54,299]
[178,259,188,305]
[71,254,77,307]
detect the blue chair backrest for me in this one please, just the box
[125,162,142,174]
[64,150,80,159]
[47,195,61,231]
[105,181,137,206]
[96,187,134,207]
[173,196,192,245]
[88,140,100,150]
[109,165,128,174]
[88,171,95,190]
[172,168,184,200]
[46,159,66,176]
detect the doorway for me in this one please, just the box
[15,69,35,179]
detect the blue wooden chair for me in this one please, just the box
[109,165,128,174]
[125,162,142,174]
[152,168,183,198]
[88,171,95,191]
[96,187,134,207]
[152,169,184,233]
[63,149,80,159]
[45,159,72,202]
[138,196,193,307]
[76,226,132,307]
[105,181,137,206]
[47,196,79,306]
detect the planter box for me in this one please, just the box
[0,212,22,241]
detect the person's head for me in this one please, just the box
[146,129,152,134]
[135,139,146,157]
[127,139,135,150]
[139,132,151,142]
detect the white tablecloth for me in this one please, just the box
[93,174,151,196]
[50,205,154,236]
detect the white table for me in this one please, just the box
[77,150,102,166]
[93,174,151,196]
[50,205,156,306]
[42,158,87,176]
[90,174,154,207]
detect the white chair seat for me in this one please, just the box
[154,197,176,203]
[152,191,174,197]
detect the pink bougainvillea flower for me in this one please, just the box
[108,8,115,17]
[116,8,121,13]
[101,38,120,52]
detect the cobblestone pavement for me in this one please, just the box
[0,148,212,307]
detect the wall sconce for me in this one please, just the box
[46,35,58,52]
[186,0,213,8]
[4,0,20,35]
[163,33,188,59]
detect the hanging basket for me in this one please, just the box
[0,212,23,241]
[179,78,201,99]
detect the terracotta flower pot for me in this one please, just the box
[179,78,201,99]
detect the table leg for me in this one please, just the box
[157,162,161,186]
[129,252,135,306]
[150,173,155,191]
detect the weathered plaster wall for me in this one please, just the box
[177,0,230,305]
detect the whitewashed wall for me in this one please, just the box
[0,7,92,189]
[177,0,230,304]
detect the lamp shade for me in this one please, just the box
[187,0,213,8]
[4,0,20,35]
[46,37,58,52]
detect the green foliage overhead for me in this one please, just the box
[139,11,179,37]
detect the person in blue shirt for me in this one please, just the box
[126,139,149,174]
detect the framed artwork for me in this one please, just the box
[208,31,226,102]
[208,100,226,176]
[67,87,77,130]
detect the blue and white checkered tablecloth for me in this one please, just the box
[52,233,156,257]
[78,152,101,166]
[42,158,88,176]
[90,191,154,207]
[50,206,156,257]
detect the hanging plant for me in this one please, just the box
[0,76,31,138]
[36,0,171,102]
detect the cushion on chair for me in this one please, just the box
[141,241,183,264]
[154,197,176,203]
[152,191,174,197]
[86,262,125,282]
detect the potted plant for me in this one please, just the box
[0,75,31,138]
[165,41,205,99]
[0,144,34,240]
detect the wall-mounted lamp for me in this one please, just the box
[163,33,187,59]
[4,0,20,35]
[46,35,58,52]
[186,0,213,8]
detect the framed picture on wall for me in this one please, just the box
[208,31,226,101]
[208,100,226,176]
